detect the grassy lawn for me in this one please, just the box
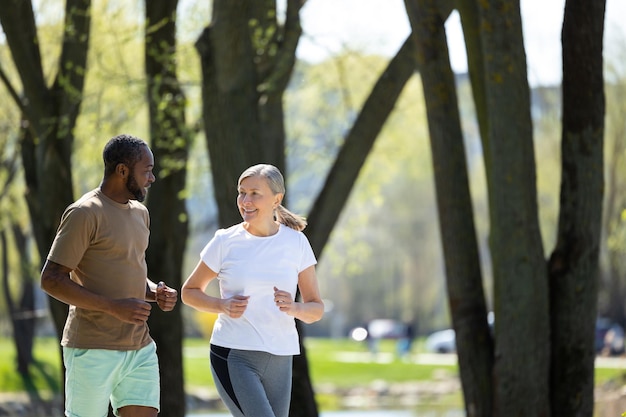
[0,337,62,396]
[183,337,457,391]
[304,338,455,386]
[1,336,624,396]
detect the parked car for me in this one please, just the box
[595,318,625,356]
[425,328,456,353]
[427,316,625,357]
[367,319,406,339]
[425,313,494,354]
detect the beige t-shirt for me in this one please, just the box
[47,188,152,350]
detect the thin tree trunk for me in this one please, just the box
[145,1,189,416]
[456,0,490,174]
[404,1,493,416]
[548,1,606,416]
[11,224,36,376]
[1,228,39,404]
[476,1,551,415]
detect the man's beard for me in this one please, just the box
[126,172,146,202]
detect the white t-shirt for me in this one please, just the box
[200,223,317,355]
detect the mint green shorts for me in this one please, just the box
[63,341,160,417]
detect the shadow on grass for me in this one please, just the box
[31,359,61,394]
[18,359,61,400]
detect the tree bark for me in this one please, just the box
[474,1,551,415]
[9,224,37,377]
[2,229,35,377]
[404,1,493,416]
[548,1,606,416]
[456,0,490,172]
[144,1,190,416]
[197,0,302,218]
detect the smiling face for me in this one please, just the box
[237,174,282,227]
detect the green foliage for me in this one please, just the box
[72,1,148,195]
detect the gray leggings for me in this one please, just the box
[210,344,293,417]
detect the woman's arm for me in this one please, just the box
[181,260,249,318]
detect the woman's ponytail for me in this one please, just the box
[275,204,307,231]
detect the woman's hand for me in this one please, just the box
[274,286,296,315]
[222,295,250,318]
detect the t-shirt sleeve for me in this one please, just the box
[47,206,95,270]
[299,233,317,273]
[200,230,223,273]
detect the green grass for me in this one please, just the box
[595,366,626,386]
[183,337,459,391]
[0,337,62,396]
[304,338,456,387]
[1,336,624,395]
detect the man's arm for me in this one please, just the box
[41,260,152,324]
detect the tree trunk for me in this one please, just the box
[404,1,493,416]
[456,0,490,170]
[289,324,319,417]
[144,1,189,416]
[548,1,606,416]
[10,224,37,376]
[1,228,39,405]
[0,0,91,401]
[475,1,551,415]
[196,0,274,228]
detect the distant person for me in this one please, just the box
[397,321,416,360]
[40,134,178,417]
[366,324,380,356]
[182,163,324,417]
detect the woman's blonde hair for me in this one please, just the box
[238,164,308,231]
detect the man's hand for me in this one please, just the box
[155,282,178,311]
[110,298,152,324]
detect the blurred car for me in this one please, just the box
[367,319,406,339]
[425,328,456,353]
[595,318,625,356]
[427,316,625,356]
[425,313,494,354]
